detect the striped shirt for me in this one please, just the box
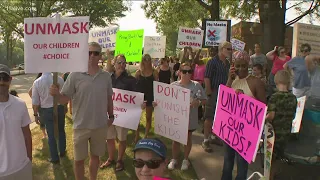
[204,55,230,90]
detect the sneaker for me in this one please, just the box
[202,141,213,153]
[168,159,178,170]
[209,136,223,146]
[181,159,190,171]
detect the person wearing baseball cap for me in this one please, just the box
[0,64,33,179]
[133,138,168,180]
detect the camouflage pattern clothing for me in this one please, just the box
[267,91,297,158]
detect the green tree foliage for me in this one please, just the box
[143,0,319,54]
[0,0,129,65]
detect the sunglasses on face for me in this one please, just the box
[280,51,285,54]
[133,159,164,169]
[116,61,126,65]
[224,47,232,51]
[89,51,100,56]
[0,74,10,82]
[181,69,193,74]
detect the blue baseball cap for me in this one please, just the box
[133,138,167,159]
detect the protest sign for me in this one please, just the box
[114,29,144,62]
[231,38,246,51]
[291,96,306,133]
[264,123,275,180]
[292,23,320,57]
[203,21,228,47]
[89,27,118,51]
[154,81,190,145]
[112,88,144,130]
[144,36,166,58]
[24,16,89,73]
[177,27,204,49]
[212,85,267,163]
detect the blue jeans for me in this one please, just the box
[41,105,66,161]
[221,143,248,180]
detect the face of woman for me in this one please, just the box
[143,55,152,68]
[114,56,126,73]
[278,48,286,58]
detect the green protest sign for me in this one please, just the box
[115,29,144,62]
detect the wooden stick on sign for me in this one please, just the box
[53,72,59,138]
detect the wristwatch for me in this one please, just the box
[109,115,115,119]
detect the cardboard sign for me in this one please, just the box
[89,27,118,51]
[24,16,89,73]
[231,38,246,51]
[204,21,228,47]
[112,88,144,130]
[114,29,144,62]
[177,27,204,49]
[212,85,267,163]
[154,81,190,145]
[291,96,306,133]
[144,36,166,58]
[292,23,320,57]
[264,123,275,180]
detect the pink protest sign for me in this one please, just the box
[212,85,267,163]
[153,176,170,180]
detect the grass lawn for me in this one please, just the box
[31,111,198,180]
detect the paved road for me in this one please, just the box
[11,73,37,128]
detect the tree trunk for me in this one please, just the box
[259,0,287,74]
[210,0,220,19]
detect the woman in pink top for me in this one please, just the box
[193,60,206,84]
[266,46,291,95]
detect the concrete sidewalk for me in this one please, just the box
[189,130,320,180]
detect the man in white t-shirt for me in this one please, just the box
[0,64,32,180]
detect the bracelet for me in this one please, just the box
[109,115,115,119]
[33,114,38,117]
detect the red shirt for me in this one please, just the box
[271,55,291,75]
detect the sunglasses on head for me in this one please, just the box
[89,51,100,56]
[116,61,126,65]
[133,159,164,169]
[181,69,193,74]
[143,58,151,61]
[0,73,10,82]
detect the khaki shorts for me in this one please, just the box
[106,125,128,141]
[204,89,218,121]
[0,161,32,180]
[73,126,107,161]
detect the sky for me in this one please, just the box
[114,1,320,36]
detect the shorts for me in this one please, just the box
[73,126,108,161]
[106,125,128,141]
[0,161,32,180]
[204,89,218,121]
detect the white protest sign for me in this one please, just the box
[153,81,190,145]
[112,88,144,130]
[292,23,320,57]
[24,16,89,73]
[291,96,306,133]
[89,27,118,51]
[144,36,166,58]
[231,38,246,51]
[177,27,204,49]
[204,21,228,47]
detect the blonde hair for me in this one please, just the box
[140,54,152,71]
[274,70,291,87]
[218,41,232,52]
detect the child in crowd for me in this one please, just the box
[265,70,297,179]
[252,64,267,84]
[133,138,168,180]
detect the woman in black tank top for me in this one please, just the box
[158,58,172,84]
[135,54,159,142]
